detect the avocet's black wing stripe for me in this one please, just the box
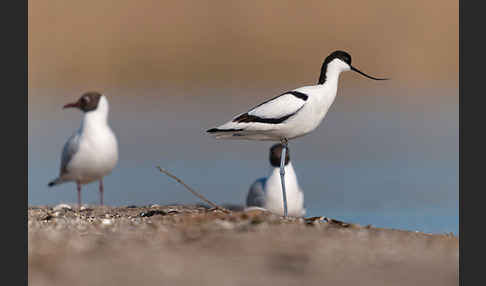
[232,91,308,124]
[232,104,305,124]
[207,128,243,133]
[252,91,308,110]
[287,91,308,101]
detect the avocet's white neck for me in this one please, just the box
[81,96,110,131]
[324,59,350,84]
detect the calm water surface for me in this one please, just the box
[28,85,458,234]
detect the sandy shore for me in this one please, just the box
[28,205,458,286]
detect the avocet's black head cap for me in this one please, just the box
[328,50,352,65]
[318,50,389,84]
[63,91,102,112]
[269,143,290,167]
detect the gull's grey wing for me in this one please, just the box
[59,131,81,175]
[246,177,267,207]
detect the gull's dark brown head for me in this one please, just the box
[269,143,290,167]
[63,91,102,112]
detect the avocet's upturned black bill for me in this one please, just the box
[207,50,389,217]
[350,66,389,81]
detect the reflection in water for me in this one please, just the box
[28,86,458,234]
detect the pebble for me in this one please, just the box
[213,219,235,230]
[53,204,72,211]
[102,219,113,225]
[41,214,53,221]
[140,210,167,217]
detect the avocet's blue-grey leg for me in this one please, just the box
[280,138,289,217]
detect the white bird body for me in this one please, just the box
[61,97,118,184]
[49,92,118,207]
[247,162,305,217]
[208,59,348,141]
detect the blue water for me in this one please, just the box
[28,85,458,234]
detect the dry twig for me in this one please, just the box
[156,166,230,213]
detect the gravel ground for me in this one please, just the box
[28,204,458,286]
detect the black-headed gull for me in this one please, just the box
[48,92,118,208]
[246,144,305,217]
[207,50,388,216]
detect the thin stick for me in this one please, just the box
[156,166,230,213]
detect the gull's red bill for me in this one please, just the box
[63,101,81,109]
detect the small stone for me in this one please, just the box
[213,219,235,230]
[53,204,72,211]
[325,218,351,227]
[101,219,113,225]
[41,214,53,221]
[304,216,325,225]
[250,216,265,225]
[139,210,167,217]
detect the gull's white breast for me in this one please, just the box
[65,126,118,184]
[263,162,305,217]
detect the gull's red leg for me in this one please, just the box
[99,179,104,206]
[77,182,82,209]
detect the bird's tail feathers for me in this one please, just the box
[48,177,64,187]
[206,126,244,138]
[206,119,247,139]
